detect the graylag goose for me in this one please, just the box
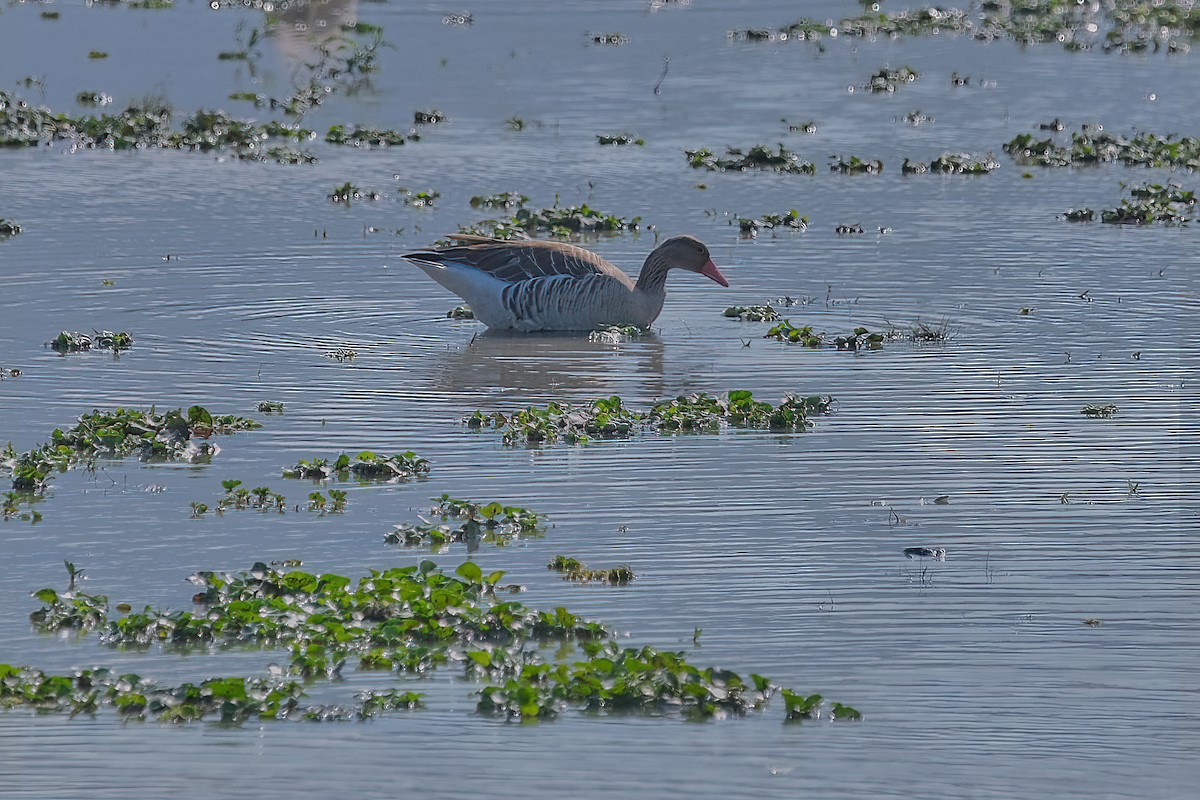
[402,235,729,331]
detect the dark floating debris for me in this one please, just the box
[413,109,446,125]
[903,547,946,561]
[1081,404,1119,418]
[447,305,476,320]
[0,219,21,239]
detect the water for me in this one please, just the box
[1,1,1198,797]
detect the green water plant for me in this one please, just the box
[256,401,284,414]
[461,200,640,240]
[282,451,430,483]
[466,391,832,444]
[596,133,644,146]
[830,155,883,174]
[686,144,815,174]
[929,152,1000,174]
[216,480,286,513]
[1004,128,1200,170]
[724,306,781,322]
[325,125,417,147]
[548,556,634,585]
[735,210,808,236]
[447,305,475,319]
[18,559,856,723]
[2,406,260,494]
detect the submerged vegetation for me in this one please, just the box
[686,144,815,174]
[466,392,833,445]
[8,559,856,723]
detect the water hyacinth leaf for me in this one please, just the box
[456,562,483,583]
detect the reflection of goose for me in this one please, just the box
[433,329,667,395]
[402,235,729,332]
[266,0,359,67]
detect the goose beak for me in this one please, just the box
[700,258,730,287]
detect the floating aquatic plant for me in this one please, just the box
[328,182,381,204]
[386,496,545,549]
[461,199,641,241]
[686,144,815,174]
[734,209,808,237]
[325,347,357,361]
[283,451,429,483]
[548,556,635,584]
[927,152,1000,174]
[724,306,781,322]
[596,133,644,146]
[325,125,418,147]
[469,192,528,210]
[765,320,890,350]
[466,392,832,445]
[1063,181,1196,225]
[589,325,643,344]
[215,479,287,513]
[830,155,884,175]
[2,406,259,494]
[447,305,476,319]
[256,401,284,414]
[862,66,920,93]
[0,219,21,239]
[16,559,855,723]
[1004,128,1200,170]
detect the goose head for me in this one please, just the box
[649,235,730,287]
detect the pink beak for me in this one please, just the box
[700,258,730,287]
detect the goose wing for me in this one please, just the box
[403,237,635,288]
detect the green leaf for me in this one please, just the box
[456,562,483,583]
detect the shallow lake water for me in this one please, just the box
[1,1,1197,797]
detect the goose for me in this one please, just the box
[401,234,729,331]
